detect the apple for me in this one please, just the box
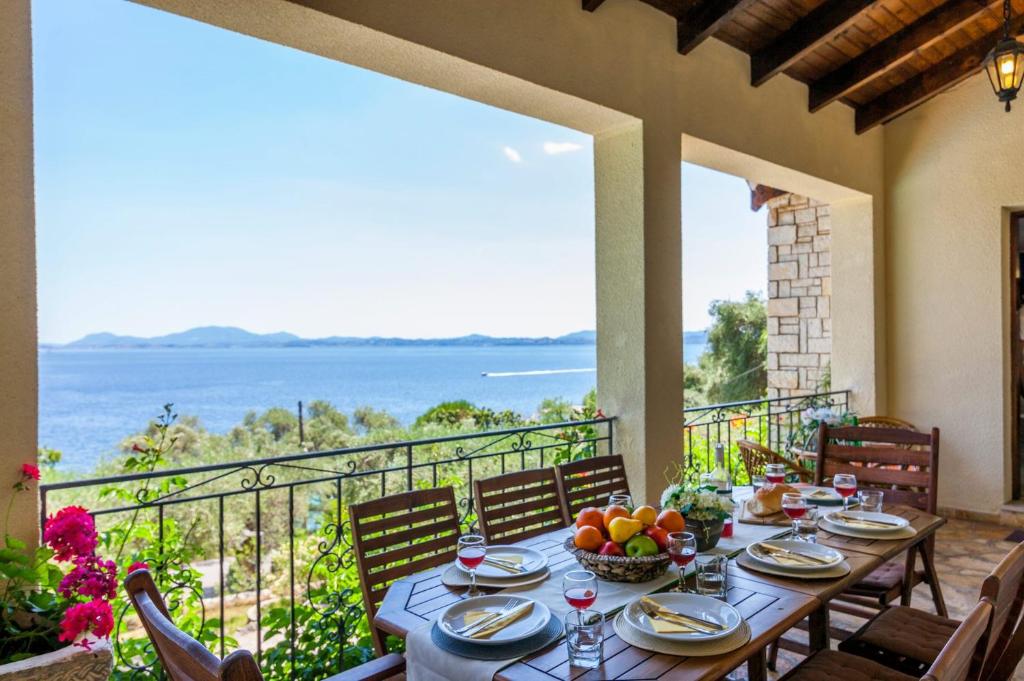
[598,540,625,557]
[643,526,669,552]
[624,534,659,557]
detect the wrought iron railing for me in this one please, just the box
[682,390,850,481]
[39,418,612,680]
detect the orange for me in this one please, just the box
[631,505,658,527]
[603,504,630,530]
[574,525,604,552]
[655,508,685,532]
[576,507,605,532]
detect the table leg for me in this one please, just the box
[920,540,948,617]
[746,648,768,681]
[901,545,918,606]
[808,605,830,653]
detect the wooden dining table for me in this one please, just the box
[373,500,946,681]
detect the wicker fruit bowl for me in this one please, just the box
[563,536,672,583]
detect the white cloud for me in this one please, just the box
[502,146,523,163]
[543,141,583,155]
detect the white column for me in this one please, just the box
[595,121,683,504]
[0,0,39,547]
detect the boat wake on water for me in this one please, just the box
[481,368,596,377]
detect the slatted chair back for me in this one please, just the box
[350,487,461,655]
[857,416,919,432]
[474,468,569,545]
[978,543,1024,680]
[737,440,814,483]
[922,599,993,681]
[125,569,263,681]
[555,455,631,518]
[815,423,939,513]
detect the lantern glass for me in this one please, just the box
[986,38,1024,102]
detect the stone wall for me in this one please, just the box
[766,194,831,398]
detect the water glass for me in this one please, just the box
[608,493,633,510]
[793,506,818,542]
[695,553,728,599]
[859,489,884,512]
[565,610,604,669]
[751,474,767,493]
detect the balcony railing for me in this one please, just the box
[682,389,850,481]
[39,417,612,680]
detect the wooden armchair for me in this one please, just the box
[125,569,405,681]
[736,440,814,483]
[555,454,631,518]
[474,468,569,544]
[350,487,461,657]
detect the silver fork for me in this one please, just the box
[449,598,517,635]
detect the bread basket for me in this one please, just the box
[562,536,672,583]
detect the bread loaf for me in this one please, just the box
[746,483,799,517]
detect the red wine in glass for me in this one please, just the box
[765,463,786,485]
[782,504,807,519]
[766,473,785,484]
[668,547,696,567]
[835,484,857,498]
[833,473,858,511]
[458,547,485,570]
[564,587,597,610]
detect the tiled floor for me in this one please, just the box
[764,517,1024,680]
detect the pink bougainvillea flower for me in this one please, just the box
[127,561,149,573]
[131,443,145,453]
[21,463,40,481]
[59,598,114,647]
[44,506,97,562]
[595,409,606,419]
[59,554,118,601]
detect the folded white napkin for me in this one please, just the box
[404,619,518,681]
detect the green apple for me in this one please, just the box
[624,534,659,557]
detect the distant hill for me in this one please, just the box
[61,326,611,349]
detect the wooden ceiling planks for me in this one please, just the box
[583,0,1024,132]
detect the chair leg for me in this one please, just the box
[768,640,779,671]
[919,540,948,617]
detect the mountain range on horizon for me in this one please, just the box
[47,326,709,349]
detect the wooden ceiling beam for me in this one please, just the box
[855,13,1024,133]
[677,0,759,54]
[751,0,876,87]
[582,0,607,11]
[809,0,998,112]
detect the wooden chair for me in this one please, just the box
[125,569,405,681]
[474,468,569,544]
[555,454,630,518]
[737,440,814,483]
[779,599,993,681]
[857,416,920,432]
[350,487,461,657]
[839,542,1024,679]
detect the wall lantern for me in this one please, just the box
[985,0,1024,111]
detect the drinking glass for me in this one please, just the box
[695,554,728,599]
[751,474,767,493]
[666,531,697,592]
[608,493,633,510]
[457,534,486,597]
[859,489,884,512]
[833,473,858,511]
[563,570,598,611]
[765,463,786,485]
[793,506,818,542]
[781,492,808,539]
[565,610,604,669]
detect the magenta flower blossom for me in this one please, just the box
[59,554,118,601]
[59,599,114,648]
[44,506,97,562]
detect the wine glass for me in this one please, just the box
[666,531,697,592]
[833,473,858,511]
[457,534,486,597]
[563,570,598,615]
[765,463,786,485]
[781,492,807,539]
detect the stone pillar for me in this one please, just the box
[766,194,831,398]
[595,121,682,504]
[0,0,39,547]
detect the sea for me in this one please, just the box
[39,342,707,473]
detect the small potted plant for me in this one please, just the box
[660,475,734,552]
[0,464,117,681]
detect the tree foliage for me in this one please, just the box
[689,291,767,405]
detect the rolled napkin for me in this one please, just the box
[464,602,534,639]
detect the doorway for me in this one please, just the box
[1011,211,1024,499]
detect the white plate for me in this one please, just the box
[455,545,548,579]
[824,510,909,532]
[745,540,843,572]
[736,552,851,580]
[800,486,843,505]
[439,595,550,646]
[622,592,742,642]
[819,516,918,540]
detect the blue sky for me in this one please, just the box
[32,0,766,344]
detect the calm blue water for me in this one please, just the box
[39,343,706,472]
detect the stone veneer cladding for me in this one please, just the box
[766,194,831,398]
